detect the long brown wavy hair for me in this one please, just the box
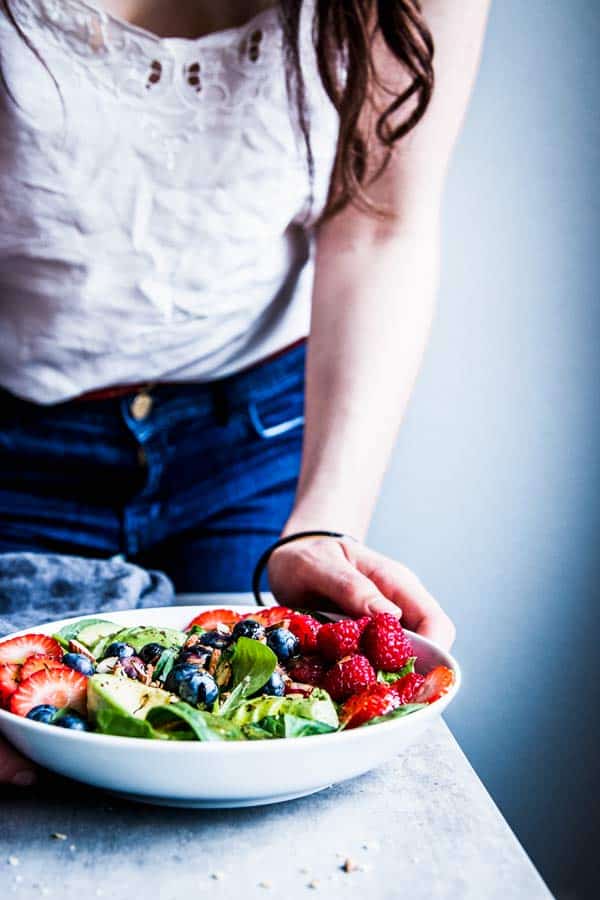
[1,0,434,219]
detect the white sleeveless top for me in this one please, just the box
[0,1,338,403]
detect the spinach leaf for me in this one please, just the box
[229,637,277,698]
[377,658,417,683]
[218,677,252,717]
[95,707,158,739]
[259,714,336,739]
[152,647,178,684]
[363,703,427,727]
[147,701,245,741]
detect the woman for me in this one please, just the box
[0,0,489,784]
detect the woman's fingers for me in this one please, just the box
[288,542,403,618]
[345,543,456,650]
[0,737,36,786]
[269,537,455,648]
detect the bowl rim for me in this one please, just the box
[0,605,461,751]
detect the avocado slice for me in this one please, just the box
[53,618,118,650]
[87,673,176,738]
[92,625,186,660]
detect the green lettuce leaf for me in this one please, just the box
[227,689,339,730]
[241,723,278,740]
[377,658,417,683]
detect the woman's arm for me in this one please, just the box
[268,0,491,647]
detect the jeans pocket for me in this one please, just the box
[247,386,305,440]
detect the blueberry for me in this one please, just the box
[104,641,135,660]
[232,619,265,642]
[260,671,285,697]
[139,643,166,665]
[197,630,232,650]
[165,663,219,707]
[165,662,199,694]
[26,704,59,724]
[266,627,299,662]
[55,712,90,731]
[62,652,95,677]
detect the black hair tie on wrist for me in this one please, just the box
[251,529,357,607]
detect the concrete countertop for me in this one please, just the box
[1,719,551,899]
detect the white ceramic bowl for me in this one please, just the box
[0,605,461,808]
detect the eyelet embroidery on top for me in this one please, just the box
[8,0,282,111]
[146,59,162,90]
[185,61,201,94]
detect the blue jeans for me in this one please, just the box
[0,343,306,593]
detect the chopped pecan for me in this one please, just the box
[68,639,95,661]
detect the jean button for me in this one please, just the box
[130,392,153,421]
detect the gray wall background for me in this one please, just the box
[368,3,600,898]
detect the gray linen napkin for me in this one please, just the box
[0,553,174,637]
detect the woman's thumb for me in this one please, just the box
[315,561,401,619]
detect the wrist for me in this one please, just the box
[283,498,370,544]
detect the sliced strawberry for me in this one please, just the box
[9,666,88,717]
[20,655,66,682]
[0,663,20,708]
[243,607,295,627]
[389,671,425,705]
[413,666,454,704]
[341,683,401,729]
[0,634,63,666]
[185,609,242,631]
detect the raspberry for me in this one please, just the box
[360,613,413,671]
[288,613,321,654]
[321,654,376,702]
[341,682,401,729]
[287,655,326,687]
[390,672,425,704]
[354,616,371,636]
[317,619,361,662]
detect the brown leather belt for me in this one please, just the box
[73,337,307,404]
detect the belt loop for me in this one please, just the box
[211,381,229,426]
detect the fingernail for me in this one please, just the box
[369,601,401,617]
[11,770,36,787]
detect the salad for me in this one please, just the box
[0,608,454,741]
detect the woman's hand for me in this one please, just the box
[267,538,455,650]
[0,736,36,786]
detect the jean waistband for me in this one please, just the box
[74,338,307,406]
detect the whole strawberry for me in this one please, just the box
[317,619,361,662]
[390,671,425,704]
[288,613,322,654]
[322,654,376,702]
[361,613,413,671]
[287,655,326,687]
[341,682,401,729]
